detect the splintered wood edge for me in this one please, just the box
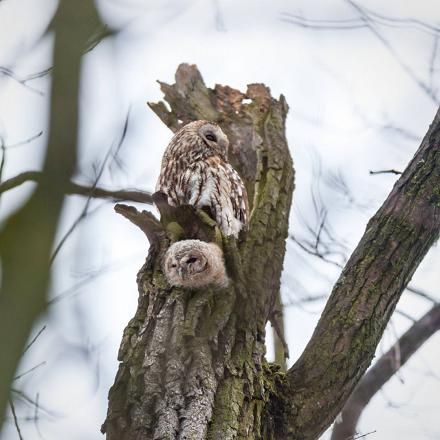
[114,203,162,243]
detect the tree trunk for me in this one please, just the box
[102,64,294,440]
[102,64,440,440]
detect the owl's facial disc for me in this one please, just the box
[199,123,229,158]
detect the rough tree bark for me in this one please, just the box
[103,64,440,440]
[102,63,294,440]
[331,302,440,440]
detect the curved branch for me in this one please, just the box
[0,170,153,204]
[331,303,440,440]
[281,106,440,439]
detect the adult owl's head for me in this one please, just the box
[172,120,229,159]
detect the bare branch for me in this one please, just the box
[331,303,440,440]
[10,389,59,418]
[0,136,6,198]
[22,326,46,355]
[6,132,43,149]
[345,0,439,104]
[281,2,440,103]
[395,309,417,323]
[0,66,44,95]
[0,170,153,204]
[284,106,440,438]
[280,8,440,36]
[50,114,131,263]
[0,23,112,94]
[9,399,24,440]
[369,169,402,176]
[406,285,438,304]
[290,233,344,268]
[13,362,46,381]
[429,34,439,91]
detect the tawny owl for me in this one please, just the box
[156,120,249,237]
[163,240,229,288]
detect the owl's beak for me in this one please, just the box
[178,267,186,278]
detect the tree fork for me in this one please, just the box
[103,64,440,440]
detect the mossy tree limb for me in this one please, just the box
[283,107,440,439]
[103,64,440,440]
[331,302,440,440]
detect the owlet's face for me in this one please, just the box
[197,122,229,159]
[166,250,208,283]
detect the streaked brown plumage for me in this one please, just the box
[156,120,249,237]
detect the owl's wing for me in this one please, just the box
[223,163,249,227]
[178,162,211,206]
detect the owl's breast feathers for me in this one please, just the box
[156,153,248,237]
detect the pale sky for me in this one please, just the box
[1,1,439,439]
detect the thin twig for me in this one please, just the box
[34,393,43,440]
[11,389,59,418]
[0,136,6,205]
[285,294,327,306]
[9,399,24,440]
[281,3,440,103]
[406,285,438,304]
[290,234,344,268]
[350,430,377,440]
[280,8,440,35]
[13,362,46,381]
[0,66,44,95]
[22,326,46,355]
[369,169,402,175]
[50,111,132,263]
[429,34,439,91]
[0,24,112,94]
[395,309,417,323]
[6,132,43,148]
[345,0,439,104]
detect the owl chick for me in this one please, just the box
[163,240,229,289]
[156,120,249,237]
